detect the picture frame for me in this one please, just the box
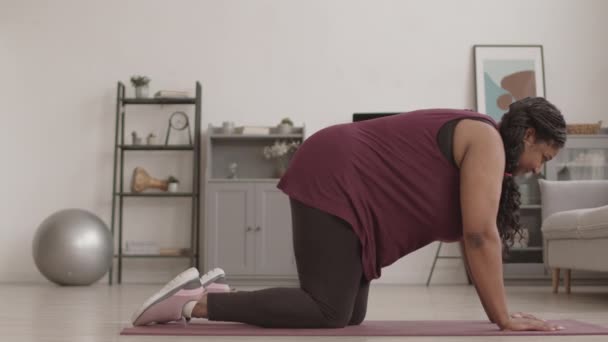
[474,45,545,121]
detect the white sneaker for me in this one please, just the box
[131,267,205,326]
[200,267,231,293]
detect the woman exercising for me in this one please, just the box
[132,97,567,332]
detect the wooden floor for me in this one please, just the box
[1,282,608,341]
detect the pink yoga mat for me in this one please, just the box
[121,320,608,336]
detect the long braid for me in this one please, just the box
[497,97,567,253]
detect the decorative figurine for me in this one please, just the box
[228,162,238,179]
[131,131,142,145]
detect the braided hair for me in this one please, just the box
[497,97,567,253]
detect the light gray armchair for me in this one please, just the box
[539,179,608,294]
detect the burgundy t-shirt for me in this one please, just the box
[277,109,497,281]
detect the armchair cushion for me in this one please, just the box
[579,205,608,239]
[542,205,608,239]
[538,179,608,220]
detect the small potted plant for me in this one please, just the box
[146,133,157,145]
[166,176,179,192]
[130,75,151,98]
[278,117,294,134]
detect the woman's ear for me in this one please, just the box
[523,128,536,144]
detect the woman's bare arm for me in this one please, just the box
[459,240,495,323]
[456,121,562,331]
[459,123,510,328]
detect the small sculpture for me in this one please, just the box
[228,162,238,179]
[131,131,142,145]
[131,167,168,192]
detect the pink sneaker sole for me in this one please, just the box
[131,268,204,326]
[133,286,204,326]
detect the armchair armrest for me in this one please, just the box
[539,179,608,220]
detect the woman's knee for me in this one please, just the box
[316,306,354,328]
[348,312,366,326]
[348,307,367,326]
[322,308,366,328]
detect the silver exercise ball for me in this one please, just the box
[32,209,113,286]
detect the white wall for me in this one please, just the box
[1,0,606,283]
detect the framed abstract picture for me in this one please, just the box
[474,45,545,121]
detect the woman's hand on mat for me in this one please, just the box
[501,317,565,331]
[510,312,542,321]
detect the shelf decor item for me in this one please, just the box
[124,240,160,255]
[221,121,236,134]
[146,133,157,145]
[131,131,142,145]
[154,90,189,98]
[242,126,270,135]
[263,140,300,177]
[277,117,294,134]
[159,247,190,256]
[130,75,151,99]
[473,45,545,121]
[165,111,193,145]
[167,176,179,192]
[566,121,603,135]
[512,228,530,248]
[228,162,238,179]
[131,167,168,192]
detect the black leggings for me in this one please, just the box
[206,198,370,328]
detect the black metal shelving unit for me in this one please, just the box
[109,81,202,284]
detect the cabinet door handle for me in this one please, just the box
[255,226,261,232]
[246,226,253,232]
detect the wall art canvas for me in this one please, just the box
[474,45,545,121]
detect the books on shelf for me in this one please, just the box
[154,90,190,98]
[159,248,190,256]
[124,241,190,256]
[124,240,159,255]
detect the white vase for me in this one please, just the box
[276,158,289,178]
[222,121,235,134]
[278,124,292,134]
[168,182,179,192]
[135,85,149,98]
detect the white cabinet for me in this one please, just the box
[205,181,298,280]
[203,124,304,284]
[205,182,254,275]
[254,183,298,276]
